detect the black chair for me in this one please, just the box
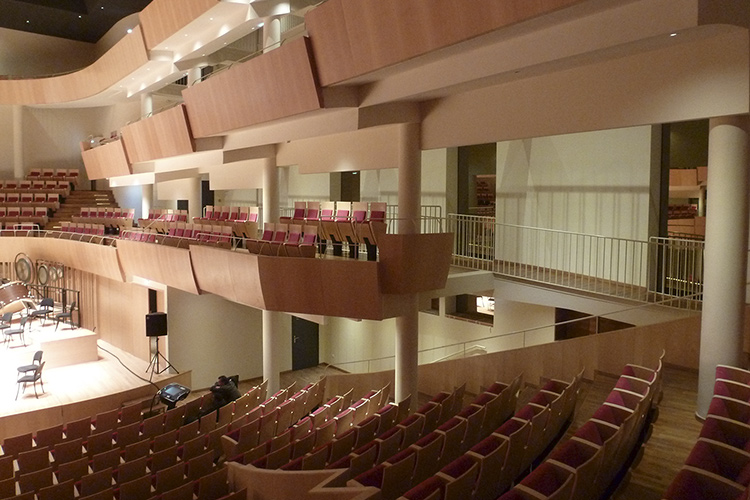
[55,301,77,331]
[0,312,12,333]
[16,361,45,400]
[17,351,43,376]
[5,316,29,348]
[30,298,54,327]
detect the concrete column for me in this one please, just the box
[394,123,421,410]
[140,93,153,118]
[187,67,202,87]
[262,158,279,224]
[262,17,282,52]
[696,115,750,418]
[262,310,283,394]
[141,184,154,221]
[13,105,23,179]
[187,177,201,220]
[262,156,281,393]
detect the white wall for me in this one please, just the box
[166,288,266,389]
[496,125,654,240]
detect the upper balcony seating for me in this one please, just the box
[0,179,71,196]
[73,206,134,230]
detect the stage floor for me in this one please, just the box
[0,320,188,440]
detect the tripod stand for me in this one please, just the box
[146,336,178,381]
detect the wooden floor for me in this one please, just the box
[0,322,186,440]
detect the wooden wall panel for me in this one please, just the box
[182,38,323,138]
[117,240,199,294]
[0,27,149,105]
[189,246,265,309]
[95,276,151,361]
[121,104,195,164]
[139,0,218,50]
[81,139,132,180]
[305,0,585,85]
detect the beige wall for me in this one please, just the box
[166,287,294,389]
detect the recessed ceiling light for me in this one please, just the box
[126,28,133,34]
[670,32,678,37]
[78,15,82,19]
[26,20,30,24]
[258,22,264,28]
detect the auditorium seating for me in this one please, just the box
[72,206,135,231]
[663,363,750,499]
[491,357,662,500]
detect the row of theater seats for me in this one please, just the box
[26,169,80,184]
[0,378,293,499]
[226,384,393,470]
[77,207,135,220]
[59,222,106,237]
[284,201,387,260]
[122,225,234,249]
[142,209,189,223]
[663,364,750,499]
[394,373,576,500]
[0,207,48,226]
[496,356,663,500]
[0,193,60,208]
[245,223,317,258]
[193,206,259,224]
[0,181,71,196]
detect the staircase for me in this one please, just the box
[45,190,118,230]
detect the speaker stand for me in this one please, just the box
[146,336,178,381]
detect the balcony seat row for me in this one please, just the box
[0,207,48,226]
[0,180,71,196]
[59,222,106,237]
[0,192,60,209]
[285,201,387,260]
[72,207,135,230]
[194,205,259,224]
[26,168,80,184]
[245,223,317,258]
[662,364,750,500]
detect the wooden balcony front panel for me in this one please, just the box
[305,0,585,86]
[378,233,454,294]
[117,240,200,294]
[121,104,195,164]
[0,26,149,105]
[182,37,323,138]
[0,237,125,282]
[139,0,218,50]
[81,139,132,180]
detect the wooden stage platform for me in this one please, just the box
[0,320,190,441]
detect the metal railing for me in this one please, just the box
[330,291,702,374]
[447,214,704,308]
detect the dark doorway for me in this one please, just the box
[340,171,361,202]
[201,180,214,217]
[292,317,319,371]
[177,200,188,211]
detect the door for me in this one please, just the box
[292,317,319,371]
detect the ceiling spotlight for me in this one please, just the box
[258,22,264,28]
[127,28,133,34]
[670,32,678,37]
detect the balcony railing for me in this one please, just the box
[447,214,704,309]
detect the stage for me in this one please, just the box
[0,319,190,441]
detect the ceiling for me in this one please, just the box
[0,0,152,43]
